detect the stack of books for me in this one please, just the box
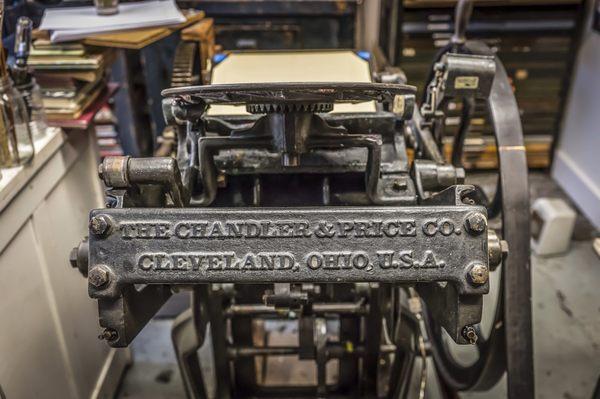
[94,105,124,157]
[29,41,115,121]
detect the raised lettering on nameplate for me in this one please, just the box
[89,207,487,289]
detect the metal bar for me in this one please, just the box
[227,343,396,359]
[231,285,261,395]
[203,289,232,399]
[224,302,368,317]
[362,285,383,393]
[338,314,361,393]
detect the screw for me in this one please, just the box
[468,263,489,285]
[105,196,118,208]
[98,328,118,341]
[462,325,478,344]
[90,214,111,236]
[461,193,476,205]
[89,265,110,288]
[465,212,486,234]
[392,179,407,192]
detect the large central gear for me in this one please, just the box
[246,102,334,114]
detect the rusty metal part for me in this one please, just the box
[465,212,487,235]
[468,263,489,285]
[89,214,112,237]
[98,156,130,187]
[99,328,119,342]
[461,325,478,345]
[99,156,189,207]
[88,265,110,288]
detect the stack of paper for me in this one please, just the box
[39,0,186,43]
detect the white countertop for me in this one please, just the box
[0,127,65,213]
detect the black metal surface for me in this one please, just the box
[162,82,416,106]
[87,205,488,293]
[96,284,172,347]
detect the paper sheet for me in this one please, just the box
[40,0,185,42]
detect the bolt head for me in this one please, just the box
[89,266,110,288]
[462,325,478,344]
[465,212,486,234]
[468,263,489,285]
[99,328,118,341]
[90,215,111,236]
[392,179,407,192]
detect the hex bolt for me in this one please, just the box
[98,328,118,342]
[468,263,489,285]
[89,214,112,237]
[462,325,478,345]
[89,266,110,288]
[465,212,486,235]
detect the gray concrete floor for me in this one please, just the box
[116,173,600,398]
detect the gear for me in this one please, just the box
[246,102,334,114]
[171,42,201,88]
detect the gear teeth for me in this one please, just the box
[170,42,199,87]
[246,103,334,114]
